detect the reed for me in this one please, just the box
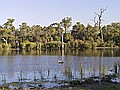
[87,64,91,78]
[101,65,106,76]
[64,66,72,81]
[79,62,83,82]
[1,74,6,85]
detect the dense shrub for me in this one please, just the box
[45,41,61,49]
[21,41,37,50]
[1,44,11,50]
[66,40,93,50]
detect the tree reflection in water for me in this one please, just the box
[0,49,120,87]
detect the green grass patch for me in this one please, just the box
[105,84,120,90]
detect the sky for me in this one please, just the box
[0,0,120,28]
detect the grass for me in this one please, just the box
[105,84,120,90]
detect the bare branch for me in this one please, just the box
[94,7,107,42]
[95,7,107,17]
[94,12,99,16]
[92,16,98,26]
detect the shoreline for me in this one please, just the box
[0,46,119,51]
[0,81,120,90]
[95,46,119,50]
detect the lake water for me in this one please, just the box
[0,49,120,88]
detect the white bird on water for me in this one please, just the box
[58,59,64,64]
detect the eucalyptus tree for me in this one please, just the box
[85,24,93,40]
[102,23,120,47]
[41,26,49,43]
[53,23,63,34]
[45,24,55,43]
[72,22,85,40]
[31,25,42,42]
[19,22,31,42]
[110,23,120,46]
[50,23,63,41]
[60,17,72,42]
[1,18,15,44]
[60,17,72,33]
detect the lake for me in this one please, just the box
[0,49,120,88]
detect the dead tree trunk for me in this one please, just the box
[94,7,107,42]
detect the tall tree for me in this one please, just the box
[2,18,15,44]
[60,17,72,42]
[31,25,42,42]
[60,17,72,34]
[19,22,31,42]
[94,7,107,42]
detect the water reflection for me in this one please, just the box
[0,49,120,56]
[0,49,120,87]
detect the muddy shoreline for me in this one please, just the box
[0,79,120,90]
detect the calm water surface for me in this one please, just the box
[0,49,120,87]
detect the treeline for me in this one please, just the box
[0,17,120,51]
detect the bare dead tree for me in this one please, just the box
[94,8,107,78]
[93,16,98,26]
[94,7,107,42]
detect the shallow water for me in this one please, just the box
[0,49,120,88]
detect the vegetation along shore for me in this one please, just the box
[0,16,120,51]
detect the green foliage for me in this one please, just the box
[0,18,120,50]
[96,38,104,47]
[84,41,92,49]
[45,41,61,49]
[66,40,93,50]
[60,17,72,33]
[21,41,37,50]
[2,44,11,49]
